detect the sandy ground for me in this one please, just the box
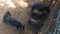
[0,0,59,34]
[0,8,21,34]
[0,5,35,34]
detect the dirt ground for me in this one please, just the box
[0,0,59,34]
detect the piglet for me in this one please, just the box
[3,11,25,30]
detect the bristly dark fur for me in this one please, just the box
[29,3,50,20]
[28,3,50,34]
[3,11,25,30]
